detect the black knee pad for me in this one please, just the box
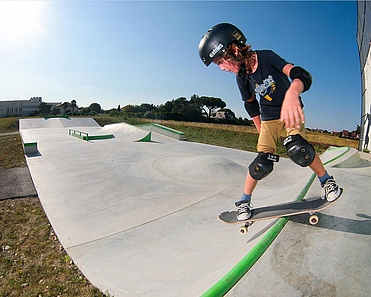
[249,152,279,180]
[283,134,315,167]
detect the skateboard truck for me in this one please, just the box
[238,212,320,234]
[239,222,253,234]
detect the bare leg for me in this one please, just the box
[244,153,325,196]
[243,172,258,195]
[309,153,326,177]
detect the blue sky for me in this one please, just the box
[0,1,361,131]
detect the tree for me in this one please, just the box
[89,103,102,114]
[51,107,60,115]
[70,100,77,115]
[122,104,137,113]
[61,102,69,115]
[137,103,155,113]
[38,102,51,115]
[171,97,188,113]
[158,100,174,113]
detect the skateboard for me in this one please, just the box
[219,190,342,234]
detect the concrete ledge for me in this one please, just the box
[23,142,38,155]
[138,123,185,140]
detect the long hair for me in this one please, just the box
[223,42,256,74]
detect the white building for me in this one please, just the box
[357,1,371,151]
[0,97,61,117]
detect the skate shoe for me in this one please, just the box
[321,177,342,202]
[235,200,252,220]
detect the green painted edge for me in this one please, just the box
[200,216,290,297]
[200,146,350,297]
[152,123,185,135]
[23,142,37,147]
[135,131,152,142]
[83,134,114,140]
[138,123,185,136]
[323,146,350,166]
[44,115,70,119]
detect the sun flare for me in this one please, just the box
[0,1,46,49]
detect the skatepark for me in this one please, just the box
[18,117,371,296]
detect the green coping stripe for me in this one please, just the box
[86,134,114,140]
[323,146,350,165]
[137,123,185,136]
[151,123,185,135]
[23,142,37,147]
[44,115,70,119]
[201,216,290,297]
[201,146,350,297]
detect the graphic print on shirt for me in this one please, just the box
[255,75,276,101]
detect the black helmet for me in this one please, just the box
[198,23,247,66]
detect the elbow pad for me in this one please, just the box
[289,66,312,92]
[244,99,260,118]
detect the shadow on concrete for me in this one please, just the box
[290,212,371,235]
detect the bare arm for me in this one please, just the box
[280,64,305,129]
[245,95,261,132]
[251,115,261,132]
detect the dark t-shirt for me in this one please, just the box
[237,50,303,121]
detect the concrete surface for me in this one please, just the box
[226,151,371,297]
[18,118,371,296]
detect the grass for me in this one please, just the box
[0,198,106,297]
[0,117,20,134]
[0,116,360,296]
[0,135,26,170]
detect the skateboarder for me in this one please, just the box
[198,23,342,220]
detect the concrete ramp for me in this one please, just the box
[153,155,246,186]
[20,118,153,144]
[20,117,100,130]
[225,147,371,297]
[332,147,371,168]
[99,122,152,142]
[19,118,370,297]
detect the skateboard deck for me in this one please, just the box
[219,189,342,233]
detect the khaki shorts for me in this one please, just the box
[257,119,306,153]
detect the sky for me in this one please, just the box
[0,1,361,132]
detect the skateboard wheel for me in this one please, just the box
[239,226,248,234]
[309,215,319,225]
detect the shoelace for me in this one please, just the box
[237,203,251,213]
[324,179,338,195]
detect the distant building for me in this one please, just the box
[0,97,61,117]
[357,1,371,151]
[210,110,233,120]
[56,100,79,115]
